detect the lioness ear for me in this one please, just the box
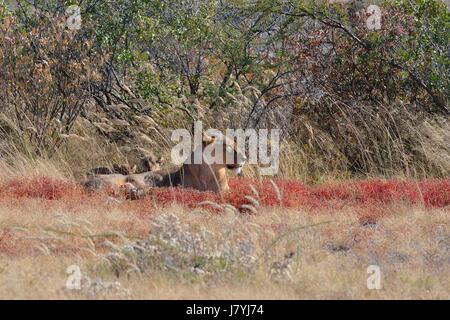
[202,134,215,145]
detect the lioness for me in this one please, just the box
[127,133,246,193]
[84,133,246,195]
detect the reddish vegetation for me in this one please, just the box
[0,177,447,257]
[0,176,449,213]
[0,177,84,200]
[143,178,450,210]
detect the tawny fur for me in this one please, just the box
[84,134,246,195]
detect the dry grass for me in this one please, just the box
[0,186,448,299]
[0,146,448,300]
[2,96,449,184]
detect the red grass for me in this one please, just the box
[0,177,449,213]
[1,177,447,258]
[0,176,83,200]
[141,178,450,210]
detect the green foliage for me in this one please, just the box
[1,0,448,178]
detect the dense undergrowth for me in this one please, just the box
[1,176,448,211]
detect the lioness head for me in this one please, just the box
[200,133,247,175]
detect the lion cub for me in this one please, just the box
[84,154,164,198]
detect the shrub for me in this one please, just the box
[0,5,106,155]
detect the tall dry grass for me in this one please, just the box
[2,80,449,184]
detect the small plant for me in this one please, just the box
[104,212,261,279]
